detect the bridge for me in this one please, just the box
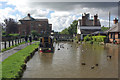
[53,34,73,41]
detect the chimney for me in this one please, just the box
[82,13,86,26]
[113,18,118,24]
[28,13,30,17]
[93,14,98,26]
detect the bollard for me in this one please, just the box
[12,40,14,46]
[20,38,21,43]
[15,39,17,45]
[22,38,24,42]
[18,39,19,44]
[4,41,7,49]
[9,40,11,47]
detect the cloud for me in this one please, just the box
[100,19,114,27]
[51,11,70,17]
[0,7,15,22]
[0,1,119,32]
[49,11,79,31]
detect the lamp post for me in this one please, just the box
[109,11,111,29]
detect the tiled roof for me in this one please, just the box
[107,22,120,32]
[35,19,48,22]
[19,15,35,21]
[19,16,48,22]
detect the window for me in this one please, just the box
[118,32,120,38]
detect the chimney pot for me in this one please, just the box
[28,13,30,17]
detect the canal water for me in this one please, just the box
[22,42,118,78]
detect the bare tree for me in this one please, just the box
[4,18,19,34]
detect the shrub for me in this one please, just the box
[84,34,106,43]
[9,34,20,37]
[92,36,106,42]
[84,35,92,42]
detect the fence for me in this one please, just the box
[2,38,25,50]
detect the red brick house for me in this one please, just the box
[18,13,52,36]
[108,18,120,44]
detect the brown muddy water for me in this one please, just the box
[22,42,118,78]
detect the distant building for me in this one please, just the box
[77,13,101,40]
[18,13,52,36]
[107,18,120,44]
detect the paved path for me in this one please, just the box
[0,41,38,62]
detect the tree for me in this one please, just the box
[31,30,40,37]
[60,28,69,34]
[4,18,19,34]
[31,30,40,40]
[101,26,109,31]
[60,20,78,35]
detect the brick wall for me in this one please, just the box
[19,20,51,36]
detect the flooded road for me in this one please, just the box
[22,42,118,78]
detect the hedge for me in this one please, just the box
[84,35,106,42]
[92,36,106,42]
[2,42,39,79]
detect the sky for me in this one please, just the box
[0,0,119,32]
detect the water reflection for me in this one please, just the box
[22,42,118,78]
[39,53,54,64]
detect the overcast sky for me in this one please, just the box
[0,0,119,32]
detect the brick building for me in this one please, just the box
[107,18,120,44]
[77,13,101,40]
[18,13,52,36]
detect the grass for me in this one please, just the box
[1,42,25,52]
[2,42,39,79]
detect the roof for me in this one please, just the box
[80,29,100,34]
[91,31,107,35]
[107,22,120,32]
[19,15,35,21]
[35,19,48,22]
[17,21,21,24]
[19,16,48,22]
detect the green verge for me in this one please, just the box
[2,42,39,79]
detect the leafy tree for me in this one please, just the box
[2,31,6,36]
[101,26,109,31]
[60,28,69,34]
[31,30,39,36]
[60,20,78,35]
[31,30,40,40]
